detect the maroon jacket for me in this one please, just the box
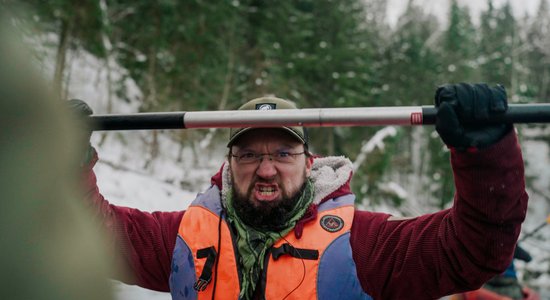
[84,131,527,299]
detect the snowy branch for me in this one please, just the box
[352,126,397,171]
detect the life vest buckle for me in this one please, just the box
[193,277,211,291]
[271,243,319,261]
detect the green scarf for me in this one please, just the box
[224,179,314,300]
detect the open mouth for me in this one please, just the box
[254,184,279,201]
[258,186,276,195]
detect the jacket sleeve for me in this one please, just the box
[350,130,528,300]
[82,151,184,292]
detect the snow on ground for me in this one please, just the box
[112,282,171,300]
[92,130,213,299]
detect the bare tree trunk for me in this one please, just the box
[144,45,158,110]
[510,27,518,98]
[54,18,72,99]
[141,10,161,169]
[540,68,549,101]
[143,131,160,170]
[99,0,115,114]
[177,134,185,163]
[98,0,115,147]
[62,50,77,100]
[191,131,200,167]
[218,41,236,110]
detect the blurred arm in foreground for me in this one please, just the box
[0,13,116,300]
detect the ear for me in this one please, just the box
[305,155,313,177]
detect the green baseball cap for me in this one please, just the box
[227,96,308,147]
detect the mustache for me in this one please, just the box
[252,174,278,184]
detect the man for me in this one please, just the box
[80,83,528,299]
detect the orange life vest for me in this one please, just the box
[169,185,372,300]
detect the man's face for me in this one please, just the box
[229,129,312,228]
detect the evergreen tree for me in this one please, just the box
[479,0,517,87]
[381,0,441,106]
[429,0,479,208]
[18,0,550,215]
[235,0,382,156]
[523,0,550,102]
[440,0,477,83]
[354,1,446,210]
[104,0,246,112]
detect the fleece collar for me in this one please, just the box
[210,156,354,205]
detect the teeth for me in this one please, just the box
[258,187,275,195]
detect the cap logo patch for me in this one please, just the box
[320,215,344,232]
[256,103,276,110]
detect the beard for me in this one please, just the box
[231,177,308,231]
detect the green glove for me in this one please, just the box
[434,83,512,151]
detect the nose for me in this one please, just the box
[256,156,277,179]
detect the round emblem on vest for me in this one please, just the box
[320,215,344,232]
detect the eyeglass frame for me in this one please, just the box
[229,150,309,165]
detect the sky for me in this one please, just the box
[386,0,543,26]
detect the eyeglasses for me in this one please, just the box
[230,150,306,165]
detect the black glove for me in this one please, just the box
[435,83,512,151]
[67,99,93,116]
[67,99,95,165]
[514,245,532,263]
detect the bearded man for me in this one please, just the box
[79,84,528,299]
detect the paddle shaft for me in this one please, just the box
[90,104,550,131]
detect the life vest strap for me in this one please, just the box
[193,246,218,292]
